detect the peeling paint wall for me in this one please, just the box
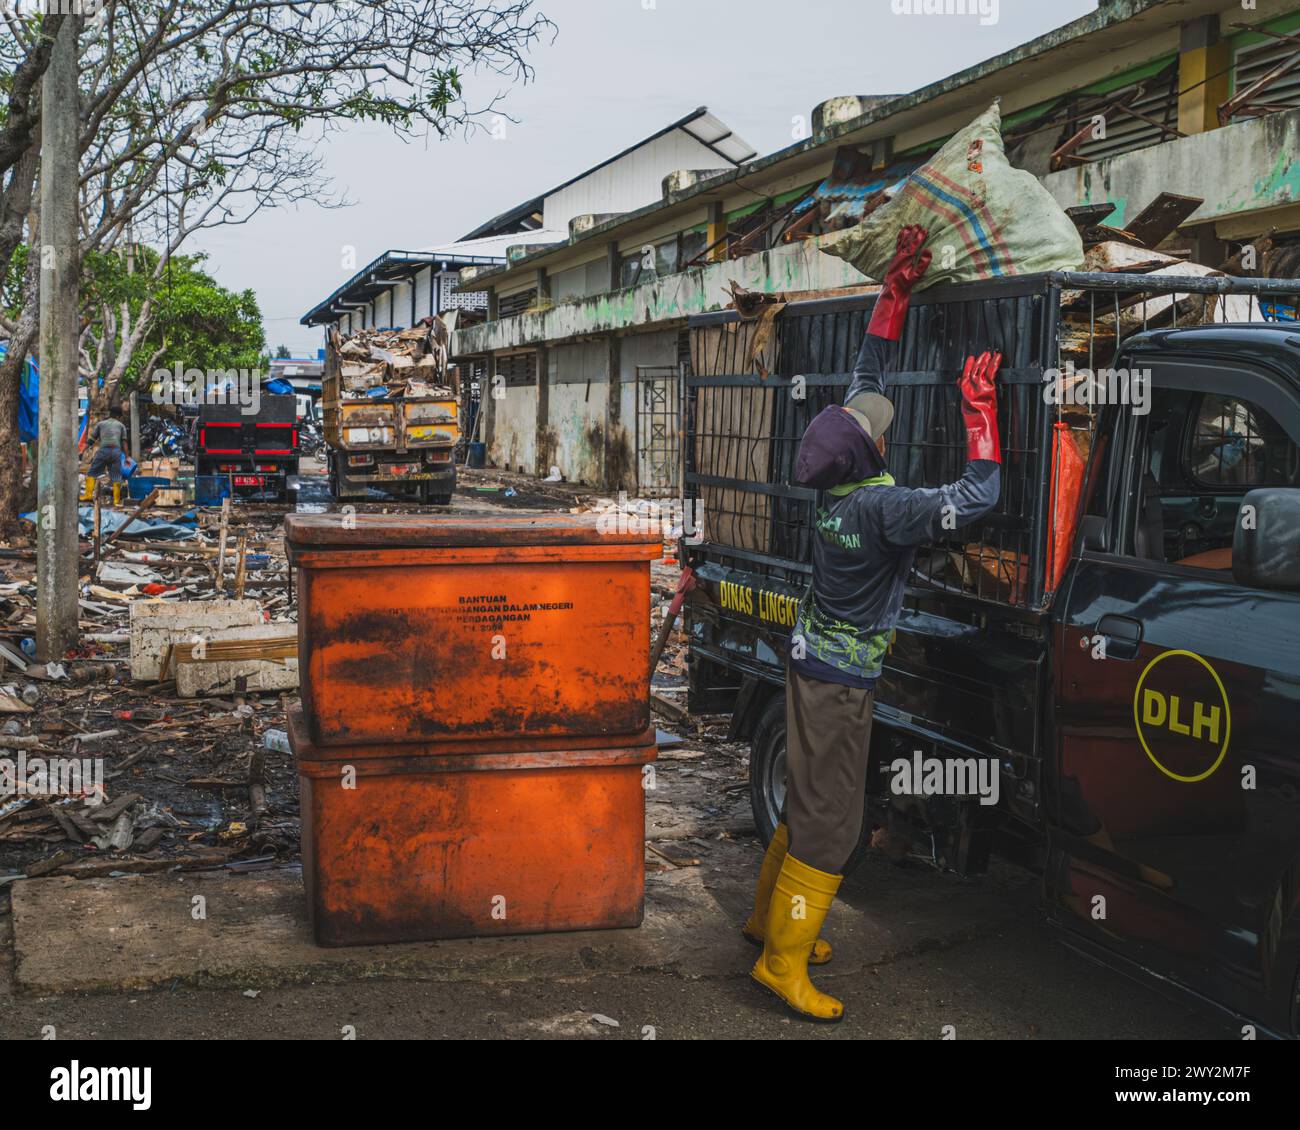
[455,238,866,356]
[546,343,609,485]
[489,382,537,474]
[1043,108,1300,231]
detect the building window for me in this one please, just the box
[498,288,538,319]
[1228,33,1300,122]
[496,351,537,388]
[619,229,709,288]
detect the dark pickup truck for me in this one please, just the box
[196,394,300,503]
[682,271,1300,1037]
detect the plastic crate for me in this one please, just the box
[194,475,231,506]
[128,476,172,500]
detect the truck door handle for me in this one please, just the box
[1095,614,1143,661]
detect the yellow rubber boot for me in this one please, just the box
[79,476,94,503]
[751,853,844,1022]
[112,481,122,506]
[742,823,831,964]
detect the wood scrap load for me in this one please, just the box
[330,317,452,400]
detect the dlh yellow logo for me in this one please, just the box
[1132,649,1231,783]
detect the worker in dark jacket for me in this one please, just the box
[746,225,1003,1022]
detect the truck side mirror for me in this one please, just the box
[1080,514,1108,552]
[1233,488,1300,590]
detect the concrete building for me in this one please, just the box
[448,0,1300,494]
[299,108,758,470]
[299,235,512,338]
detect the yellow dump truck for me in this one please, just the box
[321,319,458,504]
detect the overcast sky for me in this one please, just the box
[193,0,1098,355]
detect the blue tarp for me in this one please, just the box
[0,343,90,446]
[76,506,198,540]
[0,342,41,442]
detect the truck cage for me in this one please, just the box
[684,271,1300,614]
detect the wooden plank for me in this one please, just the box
[1125,192,1204,250]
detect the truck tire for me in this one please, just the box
[748,690,871,875]
[417,481,452,505]
[327,455,341,501]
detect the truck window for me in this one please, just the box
[1188,393,1300,488]
[1133,388,1300,574]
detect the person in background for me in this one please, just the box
[88,404,129,505]
[745,224,1004,1022]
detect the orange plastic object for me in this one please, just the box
[284,513,662,748]
[290,708,656,945]
[1047,422,1085,595]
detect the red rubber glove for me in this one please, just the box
[867,224,931,341]
[960,351,1002,463]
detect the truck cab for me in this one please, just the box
[1050,324,1300,1037]
[195,393,300,503]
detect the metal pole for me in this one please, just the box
[36,12,82,662]
[130,388,140,460]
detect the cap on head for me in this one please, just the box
[844,389,894,442]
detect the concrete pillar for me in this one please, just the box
[605,335,622,491]
[1178,16,1230,136]
[130,391,141,459]
[36,14,81,662]
[606,242,621,290]
[484,351,497,455]
[534,345,549,477]
[705,202,726,262]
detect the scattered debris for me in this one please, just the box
[331,319,452,400]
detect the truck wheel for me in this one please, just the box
[417,482,451,505]
[327,456,340,500]
[748,690,871,874]
[749,694,787,847]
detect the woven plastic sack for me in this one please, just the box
[822,102,1083,288]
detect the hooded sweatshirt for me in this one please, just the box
[789,333,1000,689]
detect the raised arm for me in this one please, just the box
[879,351,1003,547]
[845,224,930,412]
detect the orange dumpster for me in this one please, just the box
[290,708,657,945]
[283,513,663,748]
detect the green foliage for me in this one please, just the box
[0,243,28,317]
[81,247,266,389]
